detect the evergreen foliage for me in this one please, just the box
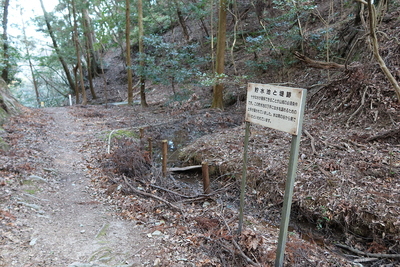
[131,34,205,97]
[2,0,399,106]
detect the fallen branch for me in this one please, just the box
[216,239,260,266]
[177,196,213,203]
[220,214,260,266]
[294,51,347,70]
[366,128,400,142]
[303,129,317,155]
[346,86,368,127]
[336,243,400,259]
[149,183,194,198]
[135,178,231,199]
[232,238,261,266]
[353,257,379,263]
[122,176,182,212]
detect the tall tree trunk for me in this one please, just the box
[21,9,40,107]
[211,0,227,109]
[100,53,108,108]
[126,0,133,105]
[73,65,79,103]
[85,43,96,100]
[138,0,148,107]
[39,0,77,99]
[82,7,97,99]
[72,0,87,104]
[1,0,10,83]
[82,6,99,77]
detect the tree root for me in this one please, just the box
[122,175,182,212]
[346,86,368,127]
[336,243,400,259]
[366,128,400,142]
[303,129,317,156]
[294,52,348,70]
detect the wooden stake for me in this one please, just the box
[139,127,144,139]
[162,140,168,177]
[147,137,152,160]
[202,161,210,194]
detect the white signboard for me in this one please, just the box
[245,83,305,135]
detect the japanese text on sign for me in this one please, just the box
[245,83,305,135]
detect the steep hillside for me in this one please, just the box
[90,1,400,121]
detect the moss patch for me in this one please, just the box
[105,129,139,140]
[24,189,38,195]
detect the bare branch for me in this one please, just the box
[122,175,182,212]
[336,243,400,259]
[294,52,348,70]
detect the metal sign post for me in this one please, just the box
[239,83,307,266]
[274,106,306,267]
[238,121,251,234]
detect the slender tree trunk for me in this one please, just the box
[28,58,40,107]
[73,65,79,103]
[138,0,148,107]
[1,0,10,83]
[228,1,239,75]
[200,17,209,37]
[211,0,227,109]
[72,0,87,104]
[100,54,108,108]
[176,8,190,41]
[35,71,68,97]
[85,43,96,100]
[39,0,76,97]
[21,9,40,107]
[367,0,400,102]
[82,7,97,99]
[189,0,209,37]
[126,0,133,105]
[82,6,99,76]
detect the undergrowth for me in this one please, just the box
[104,137,151,178]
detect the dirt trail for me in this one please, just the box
[1,107,160,267]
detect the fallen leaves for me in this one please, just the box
[2,99,399,266]
[239,229,264,251]
[0,209,16,221]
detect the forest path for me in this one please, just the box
[1,106,160,267]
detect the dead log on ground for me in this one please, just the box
[294,51,350,70]
[366,128,400,142]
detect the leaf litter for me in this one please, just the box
[0,87,399,266]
